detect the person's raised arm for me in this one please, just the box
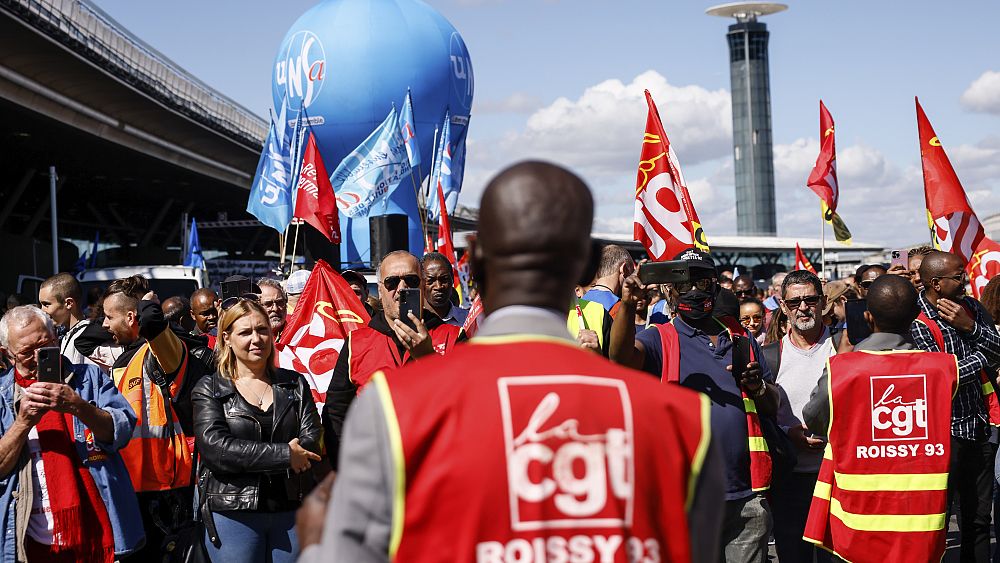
[609,274,647,370]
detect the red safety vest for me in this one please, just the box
[371,335,712,562]
[914,309,1000,425]
[803,350,958,562]
[348,322,461,390]
[656,318,772,492]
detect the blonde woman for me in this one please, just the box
[192,299,322,562]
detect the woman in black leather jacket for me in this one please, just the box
[192,299,322,562]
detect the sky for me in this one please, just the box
[91,0,1000,247]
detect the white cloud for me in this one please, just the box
[961,71,1000,114]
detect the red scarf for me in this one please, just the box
[14,371,115,562]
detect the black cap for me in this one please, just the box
[673,248,716,273]
[341,270,366,286]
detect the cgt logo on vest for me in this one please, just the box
[870,375,928,442]
[498,376,635,531]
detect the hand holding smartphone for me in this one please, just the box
[398,289,422,331]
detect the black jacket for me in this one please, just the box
[192,368,323,517]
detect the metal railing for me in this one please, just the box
[1,0,268,150]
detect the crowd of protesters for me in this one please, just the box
[0,161,998,562]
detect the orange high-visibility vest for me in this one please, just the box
[113,344,192,492]
[656,318,772,492]
[914,309,1000,425]
[803,350,958,562]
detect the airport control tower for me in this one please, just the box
[707,2,786,236]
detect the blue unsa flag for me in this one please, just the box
[400,89,421,169]
[247,101,295,232]
[331,107,412,219]
[184,218,206,269]
[427,111,453,222]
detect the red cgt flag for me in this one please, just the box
[276,260,370,410]
[634,90,709,261]
[435,179,458,271]
[969,238,1000,299]
[794,243,817,275]
[807,100,839,215]
[294,132,340,243]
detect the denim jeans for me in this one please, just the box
[204,510,298,563]
[721,494,772,563]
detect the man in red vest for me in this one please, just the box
[298,161,725,562]
[910,251,1000,562]
[802,273,958,561]
[322,250,463,469]
[609,249,779,563]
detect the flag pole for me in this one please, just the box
[289,221,302,272]
[820,205,827,281]
[279,226,288,272]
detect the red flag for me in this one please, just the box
[807,101,839,215]
[293,132,340,243]
[275,260,370,410]
[435,179,458,270]
[969,238,1000,299]
[634,90,709,261]
[794,243,817,275]
[916,98,999,294]
[462,295,484,338]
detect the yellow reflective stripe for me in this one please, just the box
[470,334,581,349]
[742,397,757,414]
[823,444,833,460]
[813,481,832,500]
[748,436,768,452]
[686,394,712,511]
[830,498,945,532]
[372,371,406,559]
[982,381,995,396]
[834,472,948,492]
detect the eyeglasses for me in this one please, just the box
[220,294,260,311]
[675,278,716,294]
[260,298,288,310]
[859,280,876,289]
[739,314,763,323]
[783,295,821,309]
[933,273,966,284]
[734,289,755,297]
[382,274,420,291]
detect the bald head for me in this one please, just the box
[475,161,593,312]
[919,250,967,301]
[866,274,919,333]
[918,250,964,282]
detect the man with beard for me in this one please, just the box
[911,251,1000,562]
[256,278,288,339]
[761,270,836,562]
[103,276,207,561]
[421,252,468,328]
[610,248,778,562]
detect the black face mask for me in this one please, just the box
[677,288,715,320]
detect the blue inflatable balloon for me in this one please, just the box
[272,0,474,267]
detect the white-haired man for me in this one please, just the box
[0,306,144,559]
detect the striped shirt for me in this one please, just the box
[910,291,1000,440]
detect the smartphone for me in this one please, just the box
[398,289,422,331]
[731,334,751,382]
[35,347,62,384]
[890,249,908,270]
[638,260,691,285]
[844,299,872,345]
[221,278,255,302]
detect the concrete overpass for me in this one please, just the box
[0,0,273,291]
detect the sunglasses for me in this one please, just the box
[783,295,821,309]
[859,280,875,289]
[382,274,420,291]
[675,278,716,294]
[734,289,755,296]
[220,294,260,311]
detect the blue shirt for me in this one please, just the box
[582,288,619,313]
[0,362,145,558]
[637,317,774,500]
